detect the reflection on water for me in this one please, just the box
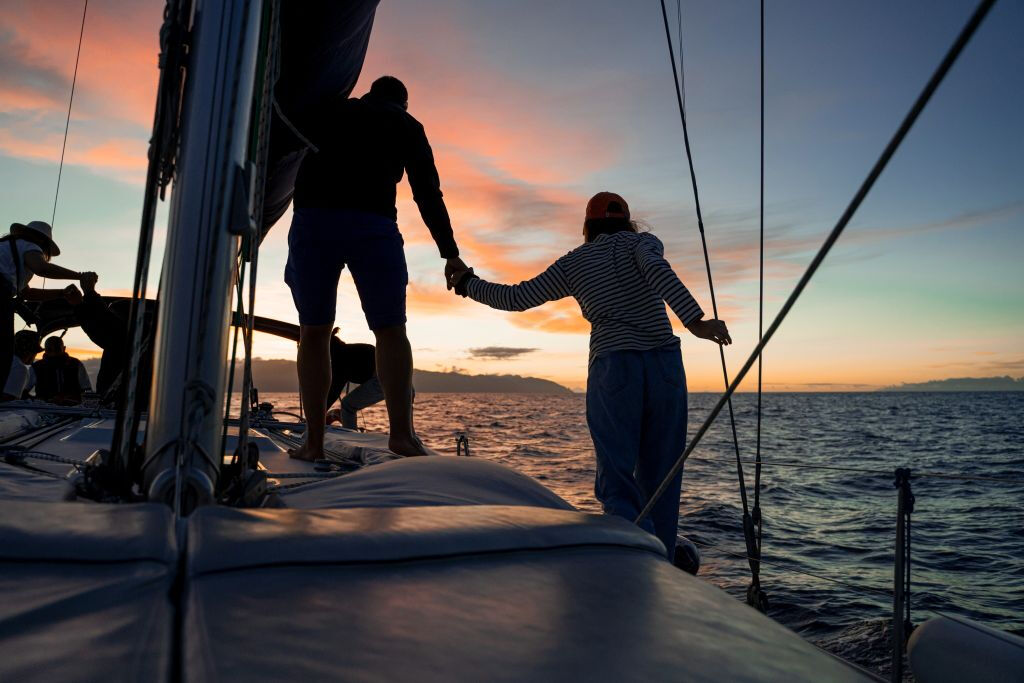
[248,390,1024,677]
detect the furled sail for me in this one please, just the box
[261,0,380,237]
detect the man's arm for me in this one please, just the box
[404,121,459,259]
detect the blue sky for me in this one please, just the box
[0,0,1020,390]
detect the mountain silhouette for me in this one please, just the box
[881,376,1024,392]
[83,357,574,394]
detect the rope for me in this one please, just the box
[267,479,326,492]
[688,455,1024,485]
[637,0,997,526]
[221,254,249,461]
[753,0,766,566]
[1,448,89,468]
[907,470,1024,485]
[509,442,1024,486]
[692,539,893,599]
[267,471,343,479]
[51,0,89,228]
[660,0,761,602]
[110,0,192,478]
[234,0,280,477]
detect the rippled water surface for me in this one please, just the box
[261,391,1024,677]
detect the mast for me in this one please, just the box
[143,0,263,513]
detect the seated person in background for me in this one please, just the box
[325,334,385,430]
[62,283,156,406]
[33,335,92,405]
[1,330,42,401]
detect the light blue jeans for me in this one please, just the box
[586,346,688,559]
[339,376,386,429]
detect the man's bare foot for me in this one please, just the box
[288,442,324,462]
[388,435,431,457]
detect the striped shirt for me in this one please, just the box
[466,231,705,365]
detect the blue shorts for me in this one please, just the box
[285,208,408,330]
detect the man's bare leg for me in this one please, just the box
[373,324,429,456]
[289,323,333,462]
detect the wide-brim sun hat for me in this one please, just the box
[10,220,61,257]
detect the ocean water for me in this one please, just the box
[257,390,1024,677]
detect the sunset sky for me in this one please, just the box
[1,0,1021,391]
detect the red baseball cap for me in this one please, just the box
[585,192,630,221]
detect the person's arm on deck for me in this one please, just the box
[457,260,572,312]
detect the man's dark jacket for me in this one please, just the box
[293,93,458,258]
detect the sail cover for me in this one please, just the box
[262,0,380,236]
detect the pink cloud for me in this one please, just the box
[0,0,160,178]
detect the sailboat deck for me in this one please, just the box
[0,445,876,682]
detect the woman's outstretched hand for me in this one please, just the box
[689,318,732,345]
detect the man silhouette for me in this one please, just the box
[33,336,92,405]
[286,75,465,460]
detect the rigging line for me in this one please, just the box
[237,0,280,468]
[111,0,191,479]
[688,455,1024,484]
[676,0,683,107]
[506,442,1023,486]
[657,0,749,518]
[660,0,762,597]
[221,255,248,462]
[637,0,999,526]
[908,470,1024,485]
[51,0,89,228]
[754,0,765,554]
[690,539,893,598]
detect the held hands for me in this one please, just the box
[445,257,469,291]
[689,318,732,346]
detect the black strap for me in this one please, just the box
[5,238,21,297]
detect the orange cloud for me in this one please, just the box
[510,299,590,334]
[0,1,160,180]
[406,282,474,315]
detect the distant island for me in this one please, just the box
[234,359,573,394]
[83,357,573,394]
[881,376,1024,392]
